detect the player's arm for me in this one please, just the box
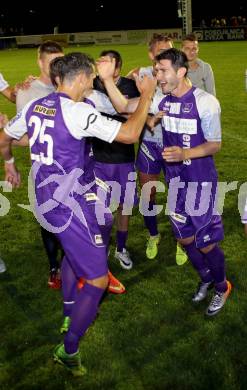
[96,56,139,114]
[0,131,21,188]
[204,63,216,96]
[114,77,156,143]
[162,141,221,162]
[70,76,156,144]
[12,134,29,147]
[0,105,30,187]
[0,113,8,128]
[1,86,16,103]
[126,67,140,80]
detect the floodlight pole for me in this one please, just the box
[177,0,192,35]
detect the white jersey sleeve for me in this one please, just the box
[86,90,117,115]
[4,100,35,139]
[61,97,121,142]
[149,89,164,115]
[0,73,9,92]
[194,88,221,141]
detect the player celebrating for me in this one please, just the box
[93,50,140,270]
[0,52,156,375]
[155,48,231,316]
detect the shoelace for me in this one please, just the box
[210,292,224,308]
[147,238,156,248]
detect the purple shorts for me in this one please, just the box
[168,181,224,248]
[94,161,138,210]
[136,140,166,175]
[43,191,113,280]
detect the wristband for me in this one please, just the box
[5,157,15,164]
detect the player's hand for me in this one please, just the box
[96,56,116,81]
[162,146,186,162]
[4,162,21,188]
[14,75,37,94]
[135,74,156,96]
[148,111,166,128]
[0,113,8,128]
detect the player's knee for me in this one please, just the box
[178,236,194,246]
[200,243,216,254]
[87,274,109,290]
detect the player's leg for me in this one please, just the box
[115,205,133,270]
[200,242,231,316]
[40,227,61,289]
[55,274,108,377]
[60,255,78,334]
[53,208,109,376]
[139,171,161,259]
[178,236,214,302]
[136,141,163,259]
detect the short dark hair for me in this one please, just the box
[182,33,198,43]
[148,33,173,51]
[100,50,122,69]
[155,48,188,75]
[50,52,95,87]
[38,40,63,58]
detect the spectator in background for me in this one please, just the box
[181,33,216,96]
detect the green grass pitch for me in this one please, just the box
[0,41,247,389]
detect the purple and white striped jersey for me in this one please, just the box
[4,92,121,206]
[150,86,221,182]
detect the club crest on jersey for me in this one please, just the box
[95,234,103,244]
[203,234,211,243]
[169,103,181,115]
[182,103,193,113]
[170,211,187,223]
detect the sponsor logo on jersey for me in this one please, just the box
[140,143,155,161]
[83,113,97,130]
[169,103,181,115]
[42,99,56,107]
[170,211,187,223]
[163,116,197,135]
[84,193,99,202]
[182,103,193,113]
[182,134,191,166]
[203,234,211,243]
[33,105,56,116]
[95,177,110,192]
[95,234,103,244]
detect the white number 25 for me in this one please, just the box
[29,115,54,165]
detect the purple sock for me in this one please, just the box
[143,201,158,236]
[64,283,105,354]
[61,256,78,317]
[116,231,128,252]
[99,211,113,247]
[204,245,227,293]
[183,242,213,283]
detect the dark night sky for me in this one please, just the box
[0,1,247,35]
